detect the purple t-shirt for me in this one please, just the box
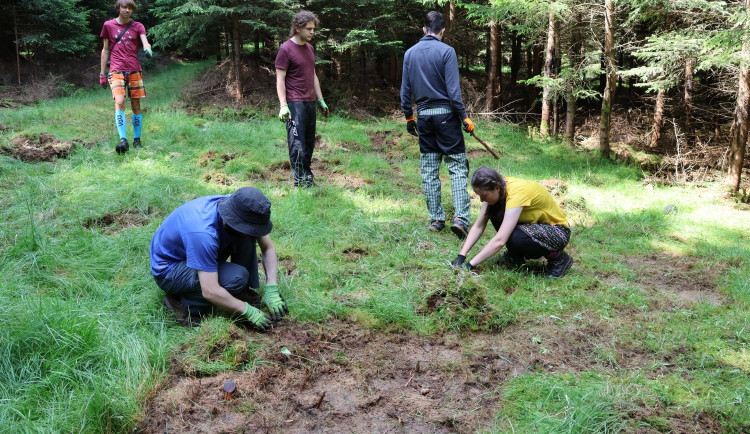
[275,39,317,102]
[100,19,146,72]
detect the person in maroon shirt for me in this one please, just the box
[275,10,328,187]
[99,0,152,155]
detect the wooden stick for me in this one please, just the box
[470,131,500,159]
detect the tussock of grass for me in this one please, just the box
[0,59,748,432]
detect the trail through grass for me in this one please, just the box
[0,60,748,432]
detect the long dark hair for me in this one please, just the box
[472,167,507,228]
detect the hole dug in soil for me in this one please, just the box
[3,133,87,162]
[82,208,153,233]
[139,315,643,434]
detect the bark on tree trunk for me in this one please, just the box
[511,31,521,88]
[599,0,616,158]
[487,21,500,112]
[231,13,242,100]
[530,43,543,107]
[564,12,583,144]
[540,8,556,137]
[216,30,222,64]
[728,0,750,191]
[14,3,21,86]
[443,1,456,46]
[684,57,694,139]
[648,90,665,148]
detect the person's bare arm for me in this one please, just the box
[276,69,288,106]
[313,72,323,100]
[139,33,151,52]
[257,235,278,285]
[459,202,489,257]
[197,271,245,313]
[469,207,523,266]
[100,38,110,75]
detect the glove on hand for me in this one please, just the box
[450,254,466,267]
[317,98,329,117]
[243,302,272,331]
[99,74,107,89]
[406,117,418,137]
[144,47,153,58]
[462,117,475,133]
[279,105,290,122]
[261,284,288,322]
[459,261,475,271]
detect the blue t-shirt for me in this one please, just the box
[150,195,232,278]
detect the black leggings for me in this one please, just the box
[505,227,551,260]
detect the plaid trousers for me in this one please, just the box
[420,152,470,224]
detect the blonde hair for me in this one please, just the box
[115,0,136,12]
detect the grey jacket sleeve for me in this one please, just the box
[400,52,414,119]
[444,47,467,120]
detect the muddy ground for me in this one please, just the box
[1,133,89,162]
[138,251,726,433]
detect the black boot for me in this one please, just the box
[500,249,525,268]
[545,251,574,278]
[115,138,129,154]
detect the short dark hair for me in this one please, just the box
[471,166,506,193]
[115,0,136,12]
[424,11,445,34]
[290,10,320,38]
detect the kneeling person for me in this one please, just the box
[150,187,288,329]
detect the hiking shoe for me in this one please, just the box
[450,218,469,240]
[499,250,525,268]
[428,220,445,232]
[545,251,574,278]
[132,138,142,148]
[163,295,201,327]
[115,138,129,154]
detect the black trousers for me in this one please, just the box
[505,227,552,260]
[286,101,317,185]
[153,237,259,315]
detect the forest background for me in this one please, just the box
[0,0,749,432]
[2,0,750,192]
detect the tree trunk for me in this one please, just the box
[599,0,616,158]
[216,29,222,64]
[231,13,242,100]
[529,43,543,108]
[564,13,583,144]
[540,8,556,137]
[648,90,665,148]
[443,1,456,46]
[14,3,21,85]
[728,0,750,191]
[684,57,694,139]
[487,21,500,111]
[511,31,521,88]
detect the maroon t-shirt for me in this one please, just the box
[100,19,146,72]
[275,39,316,102]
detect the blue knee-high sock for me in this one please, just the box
[115,110,127,139]
[132,113,143,139]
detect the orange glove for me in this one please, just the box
[406,116,418,137]
[462,117,475,133]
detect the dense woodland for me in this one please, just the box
[1,0,749,194]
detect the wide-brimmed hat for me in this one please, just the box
[218,187,273,237]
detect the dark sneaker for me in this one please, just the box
[163,295,201,327]
[500,250,525,268]
[428,220,445,232]
[132,138,142,148]
[450,218,469,240]
[545,251,574,278]
[115,138,129,154]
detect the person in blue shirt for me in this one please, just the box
[400,10,476,240]
[150,187,287,329]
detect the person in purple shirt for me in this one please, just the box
[150,188,287,330]
[99,0,152,155]
[275,10,329,187]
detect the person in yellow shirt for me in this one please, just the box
[450,166,573,278]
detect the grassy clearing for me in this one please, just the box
[0,60,748,432]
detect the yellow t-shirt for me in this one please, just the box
[505,177,568,227]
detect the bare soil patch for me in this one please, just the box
[138,314,664,433]
[627,407,723,433]
[82,208,152,233]
[2,133,87,162]
[250,158,373,190]
[366,130,409,163]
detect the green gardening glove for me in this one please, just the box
[279,104,290,122]
[242,302,272,331]
[144,47,153,58]
[317,98,329,117]
[261,284,288,321]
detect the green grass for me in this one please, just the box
[0,60,748,432]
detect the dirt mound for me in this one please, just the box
[82,209,153,234]
[138,316,632,433]
[2,133,85,162]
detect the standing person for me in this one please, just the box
[400,11,475,240]
[99,0,152,155]
[150,187,288,329]
[275,10,329,188]
[450,167,574,278]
